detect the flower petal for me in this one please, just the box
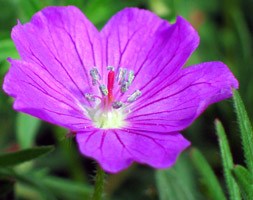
[127,62,238,133]
[76,129,190,173]
[3,59,91,131]
[10,6,102,99]
[101,8,199,99]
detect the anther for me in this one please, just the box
[85,93,95,101]
[107,66,114,71]
[112,101,123,109]
[99,84,108,96]
[128,70,135,85]
[90,68,101,85]
[127,90,142,102]
[117,68,127,84]
[121,81,129,93]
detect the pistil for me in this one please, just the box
[107,69,115,104]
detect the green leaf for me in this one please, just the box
[156,155,198,200]
[0,146,54,167]
[232,165,253,199]
[191,148,226,200]
[215,120,241,200]
[16,113,41,148]
[233,90,253,174]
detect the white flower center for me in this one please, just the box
[87,106,127,129]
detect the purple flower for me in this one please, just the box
[3,6,238,173]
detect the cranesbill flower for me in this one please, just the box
[3,6,238,173]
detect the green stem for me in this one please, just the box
[91,165,106,200]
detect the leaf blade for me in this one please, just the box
[0,146,54,167]
[155,155,198,200]
[232,165,253,199]
[233,90,253,173]
[215,120,241,200]
[191,148,226,200]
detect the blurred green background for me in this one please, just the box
[0,0,252,199]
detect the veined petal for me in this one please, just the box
[11,6,103,99]
[127,62,238,133]
[76,130,190,173]
[101,8,199,99]
[3,59,92,131]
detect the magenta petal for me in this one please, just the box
[127,61,238,133]
[101,8,199,99]
[11,6,102,99]
[3,59,91,131]
[76,130,190,173]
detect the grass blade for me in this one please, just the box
[191,148,226,200]
[232,165,253,199]
[233,90,253,173]
[215,119,241,200]
[156,155,198,200]
[0,146,54,167]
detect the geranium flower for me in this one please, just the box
[3,6,238,173]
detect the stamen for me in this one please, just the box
[118,69,135,93]
[112,101,123,109]
[85,93,95,101]
[107,69,115,103]
[121,81,129,93]
[127,90,142,102]
[117,68,127,84]
[90,68,101,85]
[128,70,135,85]
[99,84,108,96]
[107,66,114,71]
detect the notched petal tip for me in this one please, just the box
[186,61,239,116]
[17,19,22,25]
[211,61,239,89]
[7,57,13,63]
[2,59,18,98]
[175,15,200,49]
